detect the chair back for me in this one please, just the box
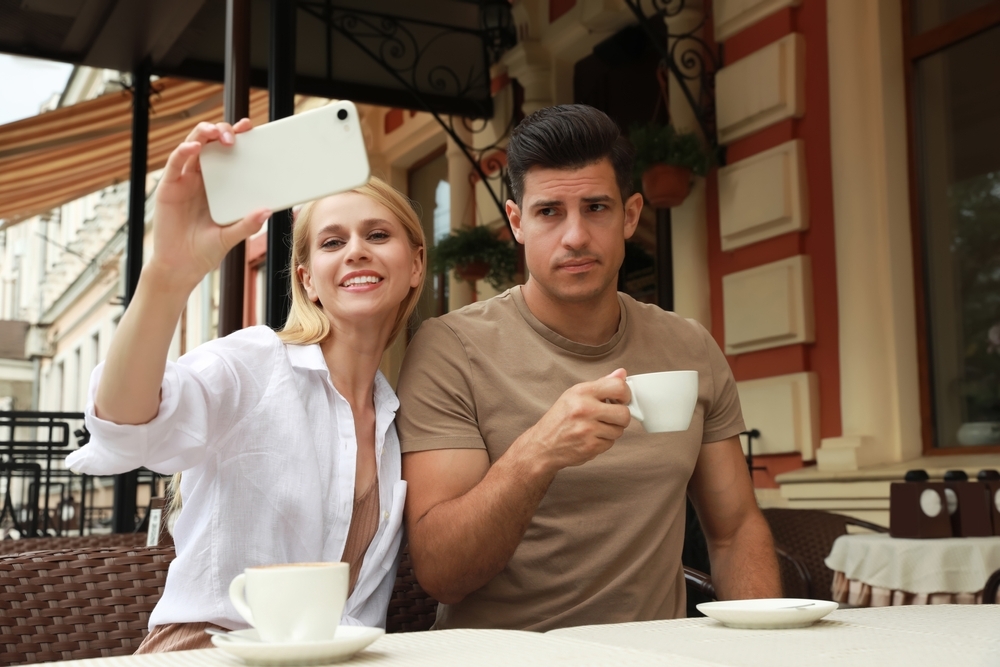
[385,545,438,633]
[0,544,175,664]
[984,567,1000,604]
[763,508,887,600]
[0,533,150,556]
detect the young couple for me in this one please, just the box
[68,104,779,653]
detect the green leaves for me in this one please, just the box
[629,123,711,179]
[429,225,518,290]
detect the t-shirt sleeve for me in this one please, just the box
[66,330,278,475]
[395,318,486,453]
[698,323,745,444]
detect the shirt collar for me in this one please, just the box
[285,342,399,415]
[285,342,328,372]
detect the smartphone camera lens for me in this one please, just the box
[337,109,348,120]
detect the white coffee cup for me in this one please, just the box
[229,562,348,643]
[625,370,699,433]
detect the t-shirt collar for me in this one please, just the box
[510,284,628,356]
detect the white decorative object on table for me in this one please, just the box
[695,598,838,629]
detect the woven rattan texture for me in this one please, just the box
[0,535,149,557]
[763,509,887,601]
[0,545,175,665]
[385,546,438,633]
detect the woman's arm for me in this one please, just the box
[95,119,270,426]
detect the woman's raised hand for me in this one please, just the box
[148,119,271,292]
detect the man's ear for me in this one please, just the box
[507,199,525,244]
[623,192,644,240]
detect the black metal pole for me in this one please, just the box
[656,208,674,311]
[217,0,252,337]
[266,0,296,329]
[113,59,151,534]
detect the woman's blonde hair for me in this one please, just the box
[167,178,425,528]
[277,176,426,349]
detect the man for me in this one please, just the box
[396,104,780,631]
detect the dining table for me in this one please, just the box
[33,604,1000,667]
[825,533,1000,605]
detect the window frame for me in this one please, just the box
[902,0,1000,455]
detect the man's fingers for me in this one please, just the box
[593,402,631,428]
[588,374,631,405]
[163,142,200,183]
[233,118,253,134]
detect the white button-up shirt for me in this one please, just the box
[66,326,406,630]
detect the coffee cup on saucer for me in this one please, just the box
[625,370,699,433]
[229,562,348,643]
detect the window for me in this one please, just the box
[906,2,1000,450]
[407,147,450,335]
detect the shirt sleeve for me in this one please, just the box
[697,322,746,444]
[65,330,279,476]
[395,317,486,453]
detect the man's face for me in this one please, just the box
[507,158,643,304]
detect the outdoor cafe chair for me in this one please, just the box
[0,533,149,557]
[763,508,888,601]
[0,544,173,665]
[984,567,1000,604]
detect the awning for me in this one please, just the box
[0,77,270,225]
[1,0,501,119]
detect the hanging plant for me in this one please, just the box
[630,123,712,209]
[429,225,517,290]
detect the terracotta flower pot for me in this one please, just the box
[454,261,490,282]
[641,163,693,208]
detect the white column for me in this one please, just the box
[503,41,553,116]
[817,0,922,470]
[447,125,476,310]
[665,1,711,328]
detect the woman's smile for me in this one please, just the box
[340,270,385,292]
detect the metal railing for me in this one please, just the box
[0,411,160,538]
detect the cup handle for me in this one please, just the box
[624,377,644,423]
[229,573,255,626]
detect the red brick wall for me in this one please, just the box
[706,2,840,476]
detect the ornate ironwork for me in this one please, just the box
[622,0,723,164]
[297,1,517,230]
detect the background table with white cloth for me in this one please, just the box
[824,533,1000,606]
[33,605,1000,667]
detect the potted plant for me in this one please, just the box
[429,225,517,290]
[630,123,712,208]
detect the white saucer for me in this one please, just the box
[696,598,839,629]
[210,627,384,665]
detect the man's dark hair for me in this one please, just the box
[506,104,635,206]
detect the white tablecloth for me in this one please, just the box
[37,606,1000,667]
[550,606,1000,667]
[824,533,1000,594]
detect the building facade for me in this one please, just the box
[3,0,998,529]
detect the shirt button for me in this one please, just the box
[382,511,389,521]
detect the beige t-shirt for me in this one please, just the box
[396,286,745,631]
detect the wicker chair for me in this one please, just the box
[385,545,438,633]
[762,508,887,601]
[0,534,150,557]
[0,544,175,665]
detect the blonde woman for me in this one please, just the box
[66,119,425,652]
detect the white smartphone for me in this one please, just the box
[199,100,370,225]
